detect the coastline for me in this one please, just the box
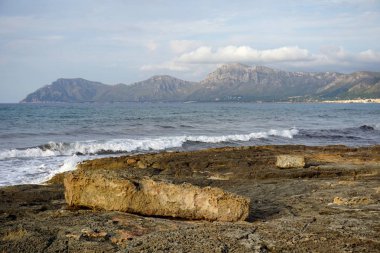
[320,98,380,103]
[1,144,379,252]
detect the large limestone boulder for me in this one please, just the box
[276,155,305,169]
[64,170,250,222]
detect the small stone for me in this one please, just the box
[65,233,81,240]
[127,158,137,165]
[276,155,305,169]
[136,160,147,169]
[151,162,161,169]
[333,196,374,206]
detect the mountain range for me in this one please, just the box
[21,63,380,103]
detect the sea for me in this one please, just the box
[0,102,379,186]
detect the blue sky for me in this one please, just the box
[0,0,380,102]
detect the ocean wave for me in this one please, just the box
[0,147,58,159]
[298,124,380,141]
[156,125,176,129]
[0,128,298,159]
[37,155,84,184]
[184,128,298,143]
[0,155,84,186]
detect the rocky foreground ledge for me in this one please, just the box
[1,145,380,252]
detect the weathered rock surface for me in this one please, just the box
[64,170,250,222]
[1,145,380,252]
[276,155,305,168]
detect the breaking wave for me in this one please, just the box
[0,128,298,159]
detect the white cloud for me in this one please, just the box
[358,49,380,62]
[145,40,158,51]
[177,45,314,63]
[169,40,202,53]
[312,46,380,66]
[141,45,380,72]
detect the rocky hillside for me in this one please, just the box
[21,76,195,103]
[20,64,380,102]
[316,71,380,99]
[190,63,338,101]
[193,63,380,101]
[96,75,197,102]
[21,78,109,103]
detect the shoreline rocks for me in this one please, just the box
[2,145,380,252]
[64,170,250,222]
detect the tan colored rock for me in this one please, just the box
[126,158,137,165]
[64,170,250,222]
[136,160,147,169]
[276,155,305,169]
[333,196,374,206]
[208,173,232,181]
[151,162,161,169]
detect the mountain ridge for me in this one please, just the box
[20,64,380,103]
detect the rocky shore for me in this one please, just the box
[322,98,380,103]
[1,145,379,252]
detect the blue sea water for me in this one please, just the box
[0,102,379,186]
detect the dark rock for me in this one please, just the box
[359,125,375,131]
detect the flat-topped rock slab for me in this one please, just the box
[64,170,250,222]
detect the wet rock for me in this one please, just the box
[359,125,374,131]
[276,155,305,169]
[64,170,250,221]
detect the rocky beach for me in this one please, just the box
[1,145,379,252]
[2,1,380,252]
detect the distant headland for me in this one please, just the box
[21,63,380,103]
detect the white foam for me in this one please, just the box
[0,128,300,186]
[0,128,299,160]
[37,155,84,184]
[0,147,57,159]
[58,154,83,173]
[186,128,299,143]
[0,156,61,186]
[0,154,88,186]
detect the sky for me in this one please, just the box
[0,0,380,102]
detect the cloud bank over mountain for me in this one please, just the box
[142,46,380,72]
